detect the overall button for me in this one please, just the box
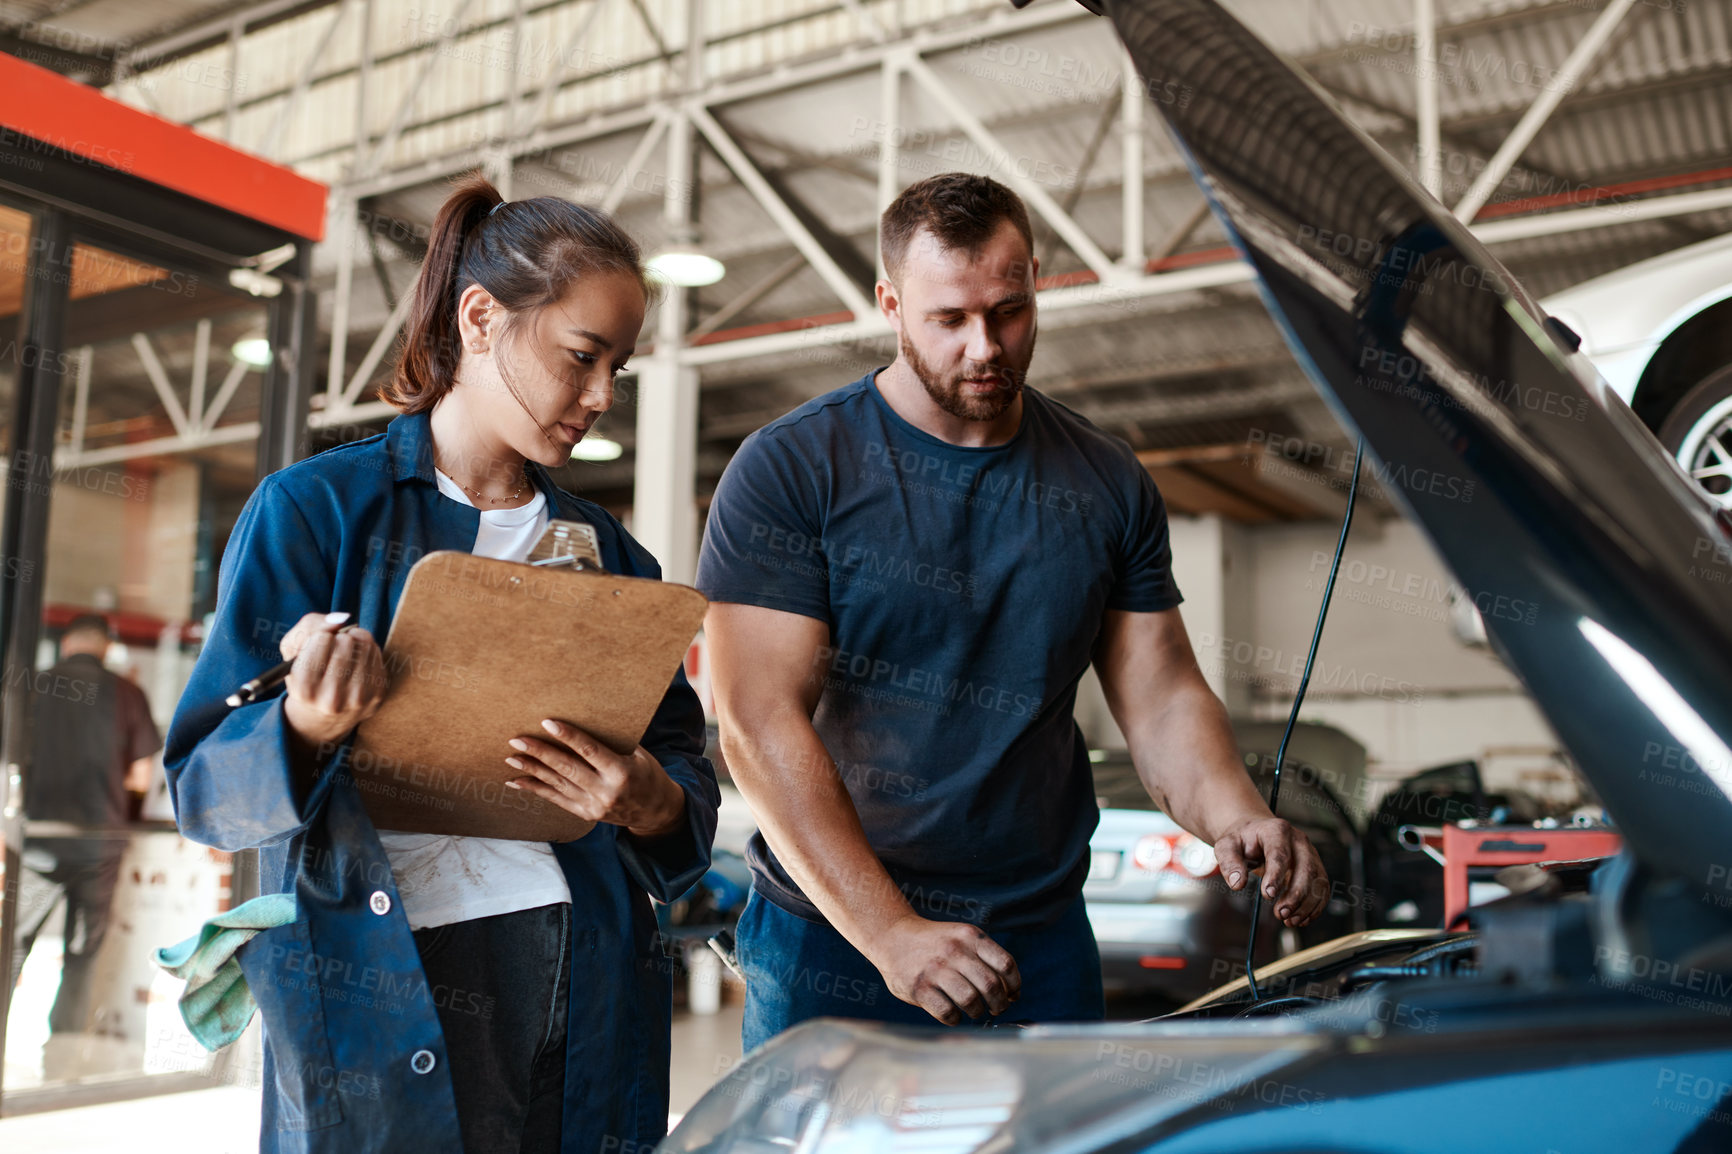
[410,1049,436,1075]
[369,891,392,916]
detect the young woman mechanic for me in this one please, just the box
[165,178,719,1154]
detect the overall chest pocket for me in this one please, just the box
[238,916,345,1133]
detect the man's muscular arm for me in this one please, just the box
[1094,607,1331,927]
[706,601,1020,1024]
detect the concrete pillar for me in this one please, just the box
[633,328,700,583]
[631,3,705,584]
[1169,513,1253,716]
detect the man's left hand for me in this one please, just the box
[505,719,687,839]
[1213,817,1329,927]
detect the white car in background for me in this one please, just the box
[1542,232,1732,505]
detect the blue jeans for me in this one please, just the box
[737,891,1104,1052]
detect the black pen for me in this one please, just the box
[226,612,353,708]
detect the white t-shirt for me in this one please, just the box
[375,470,573,931]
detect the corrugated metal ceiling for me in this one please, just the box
[9,0,1728,506]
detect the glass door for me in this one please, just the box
[3,231,269,1097]
[0,196,37,1101]
[0,201,34,553]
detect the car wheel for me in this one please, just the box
[1658,364,1732,507]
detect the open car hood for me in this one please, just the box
[1103,0,1732,899]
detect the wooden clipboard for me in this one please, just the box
[343,543,707,842]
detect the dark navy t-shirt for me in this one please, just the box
[696,370,1181,930]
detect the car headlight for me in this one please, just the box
[663,1020,1322,1154]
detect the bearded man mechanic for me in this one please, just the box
[698,173,1328,1048]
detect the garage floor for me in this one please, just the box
[0,981,1178,1150]
[670,1002,746,1118]
[0,1002,747,1152]
[0,1085,263,1154]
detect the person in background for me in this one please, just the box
[10,612,160,1036]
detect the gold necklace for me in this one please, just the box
[439,458,529,505]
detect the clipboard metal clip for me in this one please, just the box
[528,520,606,571]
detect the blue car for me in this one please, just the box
[662,2,1732,1151]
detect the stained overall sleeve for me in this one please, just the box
[164,476,340,851]
[608,530,721,903]
[618,666,721,902]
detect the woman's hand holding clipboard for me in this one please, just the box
[339,520,708,842]
[503,718,688,840]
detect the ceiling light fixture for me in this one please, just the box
[228,268,283,297]
[647,248,726,288]
[571,435,624,462]
[231,338,273,367]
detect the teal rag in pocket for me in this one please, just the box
[154,892,298,1051]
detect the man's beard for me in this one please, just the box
[899,329,1033,423]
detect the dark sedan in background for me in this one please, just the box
[1083,720,1559,1005]
[1085,721,1369,1003]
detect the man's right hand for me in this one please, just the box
[707,602,1023,1027]
[869,915,1022,1025]
[279,611,387,750]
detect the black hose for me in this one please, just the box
[1398,935,1479,966]
[1337,937,1481,993]
[1338,964,1430,991]
[1245,438,1365,1003]
[1232,994,1323,1019]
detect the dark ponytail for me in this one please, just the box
[384,174,654,414]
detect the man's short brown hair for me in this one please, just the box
[879,174,1034,284]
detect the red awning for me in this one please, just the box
[0,52,327,242]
